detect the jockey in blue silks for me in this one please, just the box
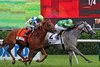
[24,15,44,37]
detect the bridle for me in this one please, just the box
[75,21,91,33]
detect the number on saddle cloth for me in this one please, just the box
[48,33,58,40]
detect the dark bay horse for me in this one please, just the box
[61,21,95,67]
[0,20,55,64]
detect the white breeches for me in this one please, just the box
[55,24,67,32]
[30,25,35,30]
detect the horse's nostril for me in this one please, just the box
[93,31,96,34]
[89,31,96,35]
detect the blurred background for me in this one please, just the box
[0,0,100,55]
[0,0,40,29]
[0,1,100,67]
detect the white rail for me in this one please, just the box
[77,39,100,42]
[1,39,100,44]
[48,39,100,45]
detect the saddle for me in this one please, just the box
[16,28,32,43]
[66,26,76,31]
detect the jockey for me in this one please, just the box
[55,19,74,40]
[24,15,44,37]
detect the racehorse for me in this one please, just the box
[61,21,95,67]
[0,20,55,64]
[45,21,95,67]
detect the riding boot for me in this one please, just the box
[55,30,63,40]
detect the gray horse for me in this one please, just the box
[45,21,95,67]
[60,21,95,67]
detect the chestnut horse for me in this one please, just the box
[1,20,55,64]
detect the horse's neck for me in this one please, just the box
[32,28,47,40]
[73,28,82,37]
[66,28,82,38]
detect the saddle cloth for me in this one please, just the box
[46,32,61,44]
[16,28,31,42]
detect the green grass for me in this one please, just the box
[0,0,40,29]
[0,55,100,67]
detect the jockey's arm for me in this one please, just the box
[25,18,32,27]
[63,23,69,28]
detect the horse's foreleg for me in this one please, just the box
[17,46,25,60]
[73,47,92,63]
[29,52,37,65]
[17,46,27,65]
[68,51,73,67]
[7,44,15,64]
[21,49,34,62]
[37,48,48,62]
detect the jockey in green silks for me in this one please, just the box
[55,19,74,40]
[24,15,44,37]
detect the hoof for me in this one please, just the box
[88,60,92,63]
[12,61,15,64]
[36,59,42,62]
[24,62,27,66]
[29,60,32,65]
[36,60,40,62]
[18,59,22,61]
[36,60,39,62]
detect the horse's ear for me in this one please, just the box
[42,19,47,23]
[43,19,52,24]
[84,21,88,25]
[48,19,51,22]
[85,21,88,23]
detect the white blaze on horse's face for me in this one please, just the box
[82,22,95,35]
[83,22,92,33]
[78,21,92,33]
[86,24,93,31]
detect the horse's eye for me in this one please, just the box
[86,26,89,28]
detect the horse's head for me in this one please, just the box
[43,20,56,33]
[75,21,95,35]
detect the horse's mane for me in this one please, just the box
[43,19,51,23]
[31,20,50,36]
[31,27,43,37]
[74,21,85,26]
[66,21,85,31]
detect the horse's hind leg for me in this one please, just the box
[37,48,48,62]
[68,51,73,67]
[73,47,92,63]
[7,44,15,64]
